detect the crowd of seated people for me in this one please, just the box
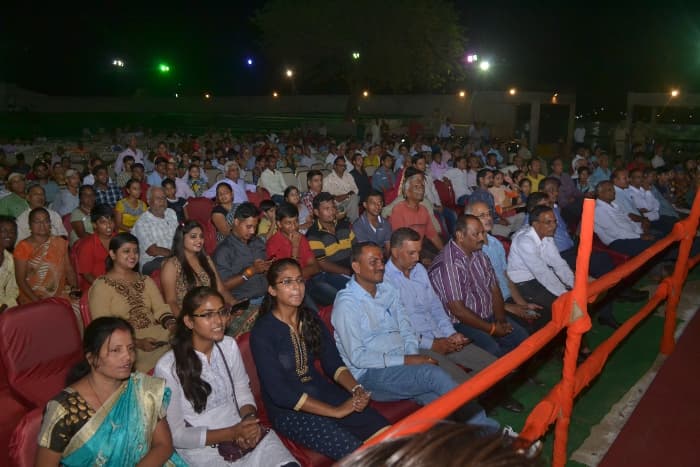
[0,128,698,465]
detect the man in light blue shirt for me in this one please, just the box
[332,242,499,431]
[383,227,496,383]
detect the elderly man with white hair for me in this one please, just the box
[132,186,179,275]
[50,169,81,216]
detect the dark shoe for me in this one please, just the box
[500,397,524,413]
[617,288,649,302]
[598,315,621,330]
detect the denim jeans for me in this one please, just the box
[454,316,529,358]
[359,364,499,433]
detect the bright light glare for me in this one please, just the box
[479,61,491,71]
[466,54,478,63]
[509,88,517,96]
[352,52,360,60]
[175,93,179,98]
[362,90,369,98]
[273,91,279,98]
[246,58,254,66]
[158,63,170,73]
[204,93,211,99]
[112,59,125,68]
[285,69,294,78]
[671,89,680,98]
[458,90,466,98]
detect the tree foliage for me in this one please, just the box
[253,0,467,94]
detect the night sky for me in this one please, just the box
[2,2,700,115]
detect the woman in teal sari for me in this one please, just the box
[35,317,187,466]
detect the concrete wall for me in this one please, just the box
[1,83,575,146]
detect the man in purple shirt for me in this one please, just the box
[428,214,528,357]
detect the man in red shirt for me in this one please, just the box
[389,168,443,264]
[266,202,333,307]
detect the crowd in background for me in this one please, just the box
[2,120,699,465]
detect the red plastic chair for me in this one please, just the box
[184,197,217,255]
[236,332,333,467]
[8,408,42,467]
[593,234,630,267]
[0,298,83,409]
[434,179,458,210]
[62,213,73,238]
[246,188,271,208]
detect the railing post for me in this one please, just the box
[552,198,594,467]
[661,186,700,355]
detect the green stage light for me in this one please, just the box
[158,63,171,73]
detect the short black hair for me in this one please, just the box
[260,199,276,212]
[92,164,108,176]
[312,192,335,211]
[233,202,260,220]
[390,227,421,249]
[306,169,323,187]
[91,204,114,223]
[530,205,553,223]
[365,190,384,203]
[276,202,299,221]
[351,241,380,263]
[79,184,95,199]
[526,192,550,213]
[477,168,493,184]
[541,177,561,190]
[161,178,176,189]
[455,214,480,235]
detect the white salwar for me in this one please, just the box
[155,336,296,466]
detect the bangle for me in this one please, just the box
[488,323,496,336]
[351,384,364,394]
[161,315,176,329]
[241,271,249,281]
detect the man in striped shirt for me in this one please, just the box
[428,214,528,357]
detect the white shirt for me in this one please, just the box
[465,169,478,191]
[257,168,287,196]
[614,186,641,216]
[115,147,145,173]
[594,199,642,245]
[202,178,256,203]
[627,185,660,221]
[651,154,666,168]
[442,168,471,200]
[132,209,179,269]
[324,170,359,196]
[325,151,339,166]
[423,172,441,207]
[507,226,574,296]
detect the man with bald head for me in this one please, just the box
[429,214,528,357]
[132,186,179,274]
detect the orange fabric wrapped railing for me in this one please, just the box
[363,187,700,467]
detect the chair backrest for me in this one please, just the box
[184,197,214,226]
[79,292,92,328]
[62,213,73,238]
[246,189,271,209]
[282,172,299,190]
[0,298,83,408]
[434,179,457,210]
[8,408,42,467]
[72,235,91,293]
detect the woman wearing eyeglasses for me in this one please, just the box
[250,259,389,461]
[155,286,298,467]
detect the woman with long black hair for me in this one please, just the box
[160,220,235,316]
[250,258,389,460]
[155,286,297,467]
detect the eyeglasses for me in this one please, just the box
[276,278,305,287]
[191,309,232,319]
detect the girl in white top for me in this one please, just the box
[155,286,298,467]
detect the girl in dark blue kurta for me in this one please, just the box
[250,259,389,460]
